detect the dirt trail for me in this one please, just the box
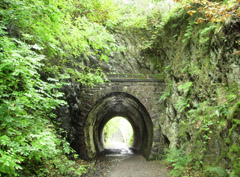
[106,155,169,177]
[84,154,169,177]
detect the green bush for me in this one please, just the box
[0,36,78,176]
[0,0,121,175]
[166,148,192,177]
[204,166,228,177]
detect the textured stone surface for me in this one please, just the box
[147,11,240,171]
[55,10,239,174]
[83,30,163,74]
[57,76,172,160]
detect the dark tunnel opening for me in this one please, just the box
[84,92,153,159]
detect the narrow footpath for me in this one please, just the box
[84,148,169,177]
[106,155,169,177]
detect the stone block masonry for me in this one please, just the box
[57,75,174,160]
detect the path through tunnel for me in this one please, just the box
[84,92,153,159]
[102,116,134,153]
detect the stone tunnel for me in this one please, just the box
[85,91,154,159]
[58,74,170,160]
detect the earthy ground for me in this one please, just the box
[83,149,169,177]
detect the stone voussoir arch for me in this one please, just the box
[72,74,166,160]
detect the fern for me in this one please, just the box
[178,82,193,94]
[175,96,190,112]
[204,166,228,177]
[166,148,191,177]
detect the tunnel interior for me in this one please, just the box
[84,92,153,159]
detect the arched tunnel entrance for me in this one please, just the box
[84,92,153,159]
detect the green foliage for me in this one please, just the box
[177,81,193,94]
[159,83,172,101]
[182,22,195,44]
[0,35,87,176]
[204,166,228,177]
[227,100,240,176]
[175,96,190,112]
[115,0,177,30]
[115,1,149,29]
[103,117,133,146]
[70,0,120,26]
[166,148,192,177]
[154,0,182,26]
[199,24,217,45]
[60,16,118,61]
[177,87,239,176]
[0,0,126,175]
[143,0,240,176]
[0,0,120,85]
[66,67,106,87]
[159,89,171,101]
[103,118,120,141]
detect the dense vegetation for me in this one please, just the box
[0,0,121,176]
[0,0,239,176]
[147,1,240,176]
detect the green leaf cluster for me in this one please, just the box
[166,148,192,177]
[0,0,120,85]
[148,2,240,175]
[0,0,125,175]
[0,36,84,176]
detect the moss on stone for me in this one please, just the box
[227,100,240,121]
[144,3,240,175]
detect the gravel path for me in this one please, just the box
[84,154,169,177]
[106,155,169,177]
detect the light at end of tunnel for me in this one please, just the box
[103,116,133,150]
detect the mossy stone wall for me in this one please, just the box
[149,9,240,174]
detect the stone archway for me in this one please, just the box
[57,76,172,160]
[84,92,153,159]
